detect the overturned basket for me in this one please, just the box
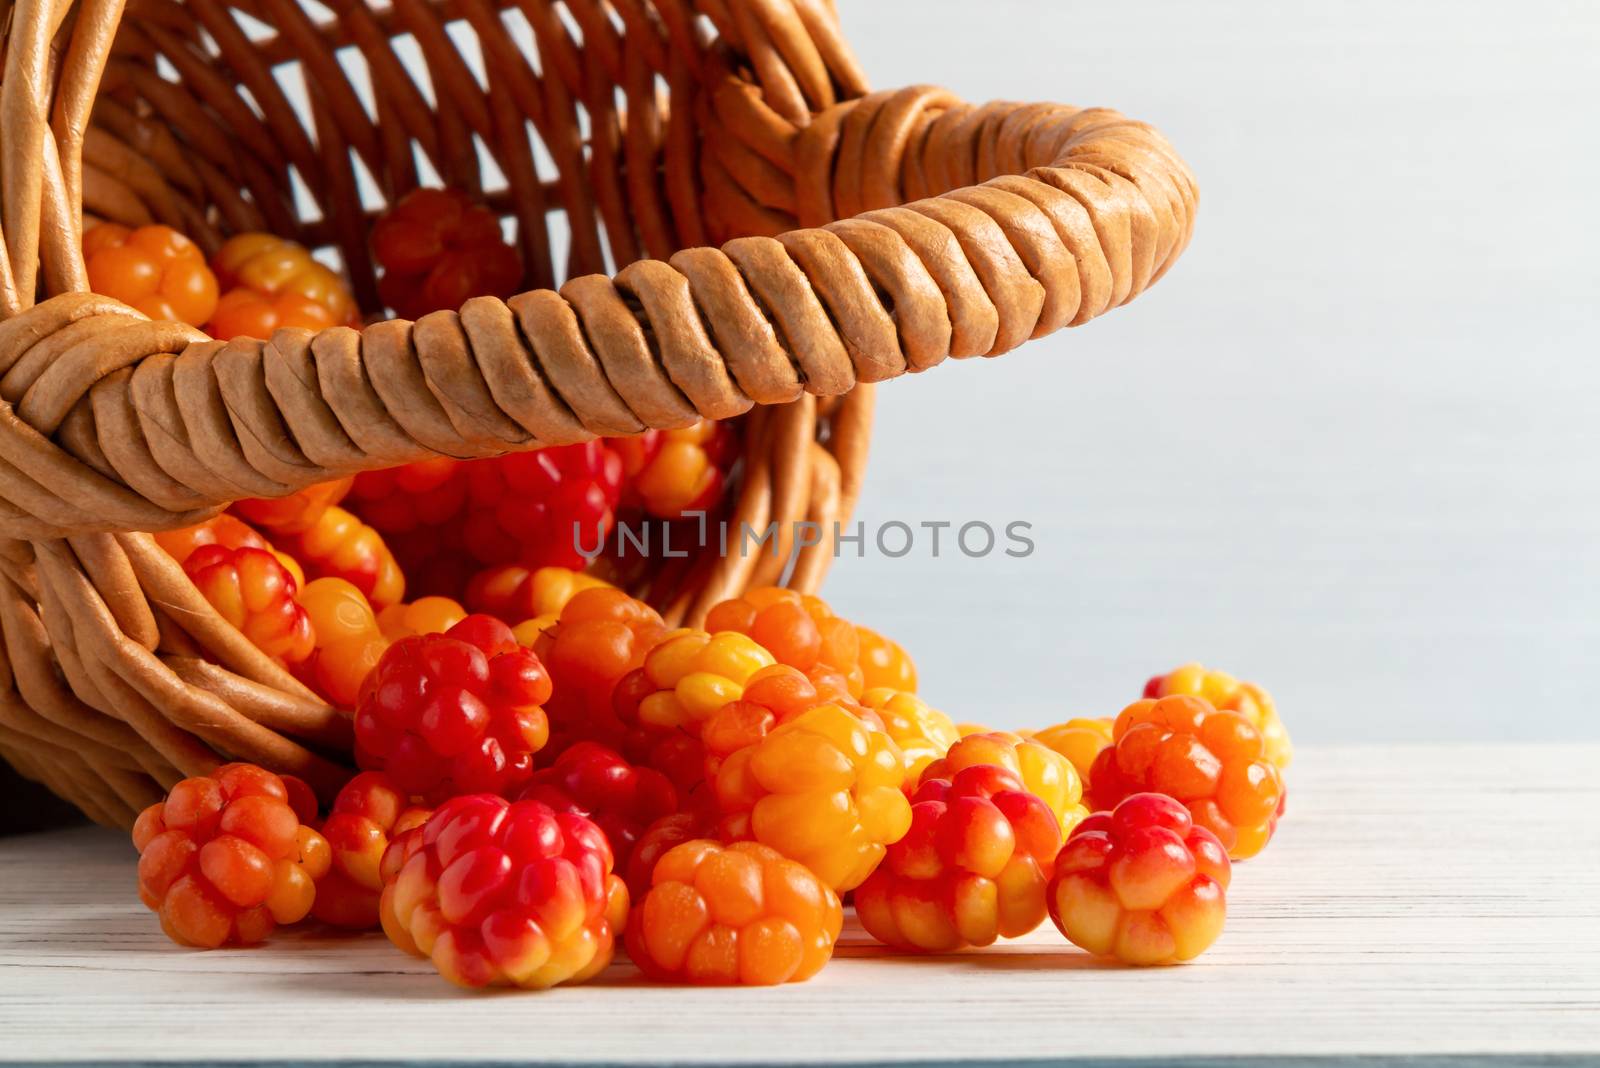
[0,0,1196,827]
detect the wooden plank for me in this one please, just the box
[1,744,1598,1065]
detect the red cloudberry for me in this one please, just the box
[384,795,627,989]
[1048,792,1231,965]
[313,771,431,928]
[611,419,737,519]
[519,742,677,873]
[623,810,716,901]
[355,615,552,803]
[84,222,219,326]
[923,731,1088,838]
[372,188,523,319]
[626,840,842,985]
[1089,695,1285,859]
[856,764,1064,951]
[458,445,624,573]
[185,544,315,665]
[132,764,329,948]
[1145,662,1292,769]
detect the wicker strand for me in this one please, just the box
[0,98,1192,539]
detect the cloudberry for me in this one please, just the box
[384,795,627,989]
[856,764,1064,951]
[856,625,918,692]
[923,732,1089,838]
[155,514,270,564]
[459,446,624,572]
[1089,695,1284,859]
[355,615,552,803]
[519,742,677,872]
[1145,663,1292,769]
[704,588,863,695]
[611,630,777,793]
[371,188,523,319]
[277,505,404,609]
[712,691,911,891]
[857,688,958,778]
[233,478,353,536]
[313,771,431,928]
[185,545,314,665]
[84,222,218,326]
[133,764,329,948]
[211,232,357,332]
[532,588,666,756]
[296,578,388,709]
[378,597,468,640]
[626,840,842,985]
[348,458,465,535]
[1033,717,1115,782]
[1048,792,1231,965]
[615,630,776,738]
[623,810,716,901]
[611,419,737,519]
[465,565,611,624]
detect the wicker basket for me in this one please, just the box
[0,0,1196,827]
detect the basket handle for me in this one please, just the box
[0,87,1194,539]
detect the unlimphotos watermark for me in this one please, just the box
[573,513,1035,562]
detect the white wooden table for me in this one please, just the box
[2,744,1597,1066]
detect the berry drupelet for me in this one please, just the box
[1048,792,1231,965]
[295,578,388,709]
[855,625,918,692]
[1088,695,1285,859]
[626,840,843,985]
[856,763,1065,952]
[383,795,628,989]
[133,764,329,948]
[355,615,552,803]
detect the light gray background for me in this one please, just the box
[820,1,1600,742]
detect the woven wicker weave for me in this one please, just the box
[0,0,1196,826]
